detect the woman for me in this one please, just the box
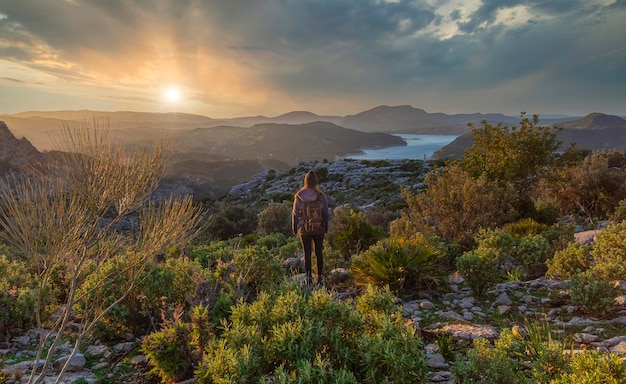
[292,170,330,285]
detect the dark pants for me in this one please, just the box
[299,233,324,278]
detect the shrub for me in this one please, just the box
[452,337,526,384]
[401,164,517,247]
[257,201,292,237]
[351,236,447,295]
[0,255,43,340]
[515,234,552,279]
[232,245,285,296]
[506,217,548,238]
[569,270,615,316]
[192,284,427,383]
[456,247,501,297]
[550,351,626,384]
[546,242,591,280]
[329,205,384,260]
[589,221,626,279]
[142,321,195,383]
[75,254,206,340]
[190,241,234,269]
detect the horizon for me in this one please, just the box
[1,1,625,118]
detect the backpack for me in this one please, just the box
[299,193,325,235]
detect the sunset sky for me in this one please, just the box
[1,0,625,118]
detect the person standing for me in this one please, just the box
[292,170,330,285]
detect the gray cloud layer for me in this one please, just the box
[0,0,624,116]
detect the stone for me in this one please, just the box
[131,354,147,365]
[574,333,599,343]
[53,352,86,373]
[426,353,447,369]
[493,292,513,306]
[463,311,474,321]
[86,344,111,358]
[497,305,511,315]
[113,341,135,354]
[609,341,626,356]
[420,300,435,310]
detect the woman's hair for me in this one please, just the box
[304,170,317,188]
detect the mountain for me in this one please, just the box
[433,112,626,160]
[0,121,43,175]
[339,105,525,134]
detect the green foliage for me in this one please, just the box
[191,284,427,383]
[461,113,562,215]
[538,150,626,221]
[611,197,626,222]
[256,232,289,251]
[351,236,447,295]
[141,321,196,383]
[589,221,626,279]
[452,337,526,384]
[516,234,552,279]
[190,241,235,269]
[205,203,258,240]
[233,245,285,295]
[546,242,591,280]
[506,217,548,238]
[550,351,626,384]
[569,270,615,316]
[456,247,500,298]
[402,163,517,247]
[257,201,292,237]
[329,205,384,260]
[0,254,42,340]
[453,320,572,383]
[75,254,206,340]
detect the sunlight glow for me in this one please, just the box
[164,87,181,103]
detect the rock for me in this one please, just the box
[53,352,86,373]
[420,300,435,310]
[328,268,350,284]
[463,312,474,321]
[283,257,301,270]
[86,344,111,359]
[426,353,447,369]
[436,324,499,341]
[131,354,147,365]
[609,341,626,356]
[497,305,511,315]
[113,341,135,355]
[430,370,454,383]
[574,333,599,343]
[438,311,466,322]
[574,230,600,245]
[493,292,512,306]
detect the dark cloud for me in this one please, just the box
[0,0,624,115]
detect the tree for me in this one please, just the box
[461,113,562,215]
[401,163,517,247]
[0,120,204,384]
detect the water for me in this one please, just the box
[346,134,459,160]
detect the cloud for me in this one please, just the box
[0,0,624,116]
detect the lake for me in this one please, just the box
[346,134,459,160]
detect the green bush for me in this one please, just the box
[232,245,285,295]
[257,201,292,237]
[75,254,206,340]
[329,205,384,260]
[589,221,626,279]
[506,217,549,238]
[456,247,501,297]
[190,241,235,269]
[569,270,615,316]
[0,255,43,340]
[351,236,447,295]
[515,234,552,279]
[546,242,591,280]
[452,337,526,384]
[550,351,626,384]
[192,284,428,383]
[142,321,195,383]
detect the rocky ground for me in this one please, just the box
[3,269,626,383]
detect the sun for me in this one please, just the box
[163,86,181,103]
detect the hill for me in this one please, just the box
[433,112,626,160]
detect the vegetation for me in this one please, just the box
[4,113,626,383]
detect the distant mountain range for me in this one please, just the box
[434,112,626,159]
[1,106,625,198]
